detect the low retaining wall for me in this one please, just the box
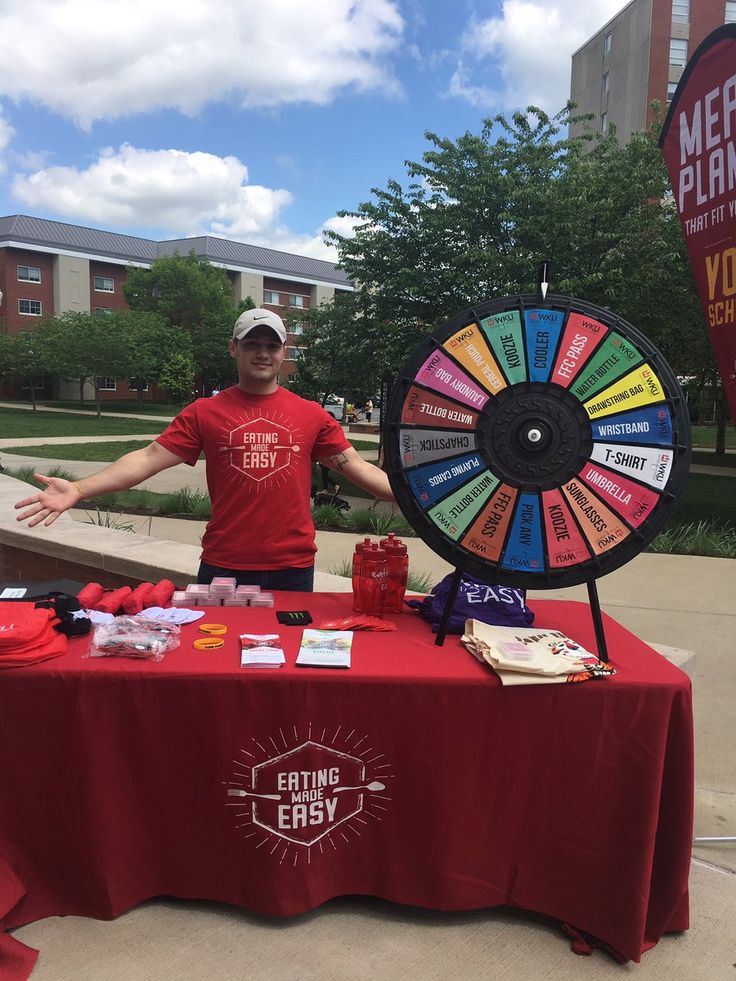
[0,473,349,592]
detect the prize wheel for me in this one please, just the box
[384,294,691,589]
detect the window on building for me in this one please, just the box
[604,31,612,54]
[672,1,689,22]
[726,0,736,22]
[286,346,302,360]
[667,81,678,103]
[17,265,41,283]
[264,290,280,304]
[129,378,149,392]
[93,275,114,292]
[94,307,114,317]
[290,322,304,335]
[289,294,306,308]
[18,298,42,316]
[601,111,608,134]
[669,38,688,66]
[96,377,117,391]
[601,72,609,96]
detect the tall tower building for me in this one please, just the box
[569,0,736,141]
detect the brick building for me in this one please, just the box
[569,0,736,141]
[0,214,352,399]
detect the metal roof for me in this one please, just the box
[0,214,352,287]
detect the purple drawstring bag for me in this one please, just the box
[406,574,535,634]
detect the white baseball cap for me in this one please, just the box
[232,308,287,344]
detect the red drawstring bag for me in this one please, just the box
[145,580,176,608]
[0,602,67,668]
[94,587,133,615]
[122,582,155,614]
[77,582,105,608]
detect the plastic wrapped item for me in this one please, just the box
[87,616,180,661]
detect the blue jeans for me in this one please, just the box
[197,562,314,592]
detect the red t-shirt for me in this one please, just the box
[156,387,350,569]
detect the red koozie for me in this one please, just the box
[384,540,409,613]
[351,538,373,613]
[361,545,387,618]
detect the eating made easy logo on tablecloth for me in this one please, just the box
[226,726,392,862]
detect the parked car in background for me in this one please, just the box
[324,401,344,421]
[317,396,344,421]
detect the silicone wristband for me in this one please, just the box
[199,623,228,635]
[194,637,224,650]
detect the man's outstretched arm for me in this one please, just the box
[319,446,394,501]
[14,441,185,528]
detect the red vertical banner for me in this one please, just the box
[659,25,736,423]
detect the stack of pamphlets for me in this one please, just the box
[240,634,285,669]
[461,620,616,686]
[295,629,352,668]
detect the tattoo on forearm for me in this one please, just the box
[325,452,350,473]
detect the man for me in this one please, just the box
[15,309,394,592]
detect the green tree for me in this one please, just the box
[159,352,196,406]
[6,328,55,410]
[113,310,192,405]
[46,312,132,417]
[288,292,386,404]
[123,252,250,393]
[327,105,711,388]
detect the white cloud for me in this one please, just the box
[12,144,292,238]
[0,0,404,128]
[249,214,365,262]
[9,143,361,261]
[0,110,14,175]
[448,1,625,113]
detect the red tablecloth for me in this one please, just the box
[0,595,693,976]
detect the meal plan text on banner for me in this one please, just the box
[659,24,736,423]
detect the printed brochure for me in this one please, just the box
[295,629,352,668]
[240,634,285,669]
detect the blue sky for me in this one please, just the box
[0,0,623,260]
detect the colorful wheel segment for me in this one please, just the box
[385,294,691,589]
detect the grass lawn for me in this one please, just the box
[665,473,736,528]
[35,399,178,416]
[690,424,736,448]
[690,449,736,469]
[5,440,155,462]
[0,408,166,438]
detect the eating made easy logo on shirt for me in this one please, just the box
[218,415,303,484]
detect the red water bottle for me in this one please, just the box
[352,538,373,613]
[384,540,408,613]
[361,545,387,617]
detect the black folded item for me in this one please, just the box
[33,592,91,637]
[276,610,313,626]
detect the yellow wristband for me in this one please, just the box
[72,481,84,502]
[194,637,224,650]
[199,623,228,635]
